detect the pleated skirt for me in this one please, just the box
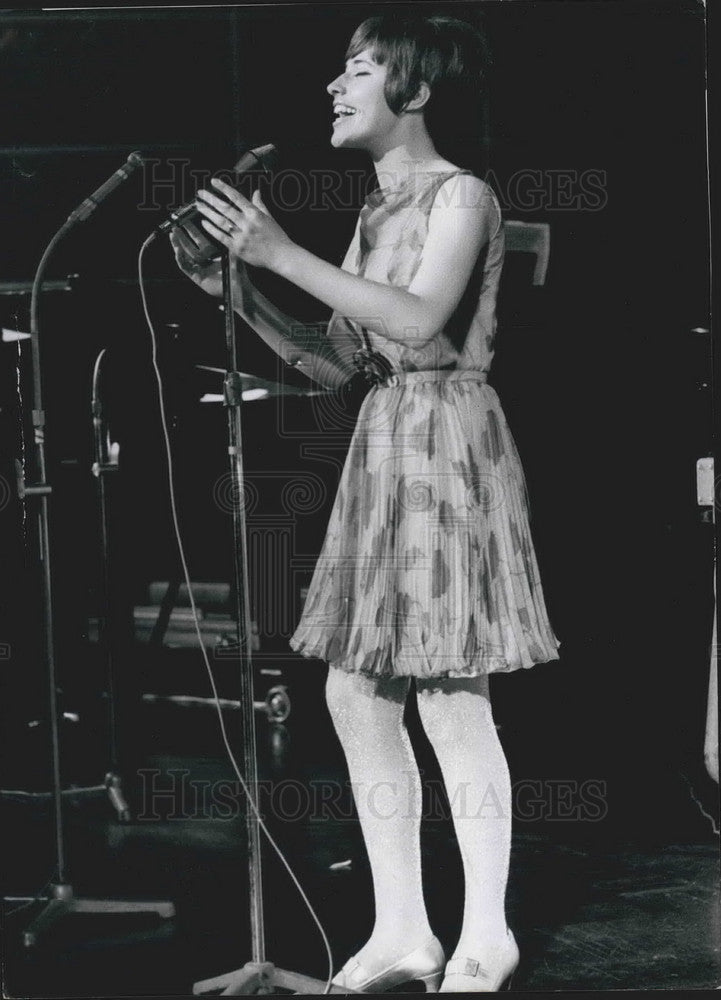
[289,370,560,678]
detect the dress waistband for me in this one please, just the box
[376,369,489,388]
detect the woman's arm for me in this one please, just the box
[169,222,355,390]
[232,266,356,391]
[197,174,497,349]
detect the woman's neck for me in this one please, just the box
[370,130,450,194]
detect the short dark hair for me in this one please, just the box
[346,13,490,134]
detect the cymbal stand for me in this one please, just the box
[91,348,131,821]
[191,251,347,996]
[7,221,175,948]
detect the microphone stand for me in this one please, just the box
[7,221,175,948]
[192,250,348,996]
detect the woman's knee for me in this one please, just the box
[415,674,493,736]
[325,666,410,726]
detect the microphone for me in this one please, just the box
[66,151,145,225]
[157,143,277,235]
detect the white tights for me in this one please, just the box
[325,668,512,971]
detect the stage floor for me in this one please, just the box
[3,697,719,995]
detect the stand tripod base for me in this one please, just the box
[8,884,175,948]
[193,961,357,995]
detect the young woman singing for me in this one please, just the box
[173,13,560,991]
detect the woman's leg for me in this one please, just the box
[325,667,434,968]
[415,676,513,960]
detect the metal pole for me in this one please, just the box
[27,223,75,889]
[221,249,265,965]
[91,349,120,772]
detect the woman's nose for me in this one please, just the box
[327,73,345,96]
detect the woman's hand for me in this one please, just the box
[196,178,295,272]
[168,221,224,298]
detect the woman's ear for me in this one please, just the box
[403,81,431,113]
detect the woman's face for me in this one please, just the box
[327,48,399,152]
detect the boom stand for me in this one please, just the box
[8,222,175,948]
[191,253,349,996]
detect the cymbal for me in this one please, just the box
[195,365,332,398]
[0,278,74,296]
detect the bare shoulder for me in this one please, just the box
[432,172,496,213]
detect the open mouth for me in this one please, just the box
[333,103,358,123]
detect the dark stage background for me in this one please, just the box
[0,0,715,878]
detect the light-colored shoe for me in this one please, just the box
[440,928,519,992]
[332,935,446,993]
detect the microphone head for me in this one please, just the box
[157,145,276,237]
[232,143,278,176]
[127,151,145,168]
[252,143,278,170]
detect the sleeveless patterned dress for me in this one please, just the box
[289,169,560,677]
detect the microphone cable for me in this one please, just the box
[137,233,335,994]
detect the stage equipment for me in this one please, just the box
[155,143,278,239]
[67,151,145,225]
[196,365,333,400]
[191,248,349,996]
[141,687,291,724]
[6,156,175,948]
[90,348,131,820]
[141,166,345,991]
[0,278,75,296]
[122,578,288,723]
